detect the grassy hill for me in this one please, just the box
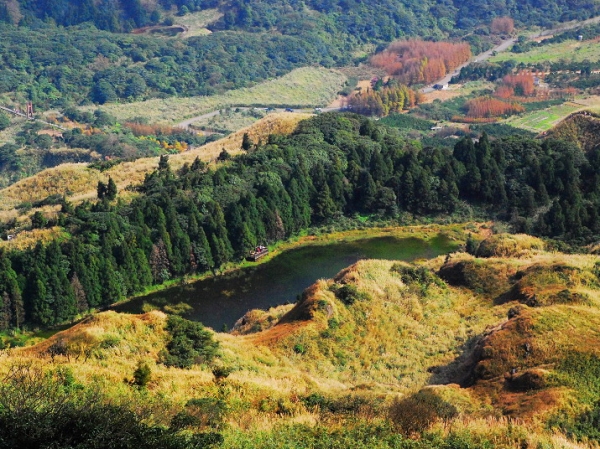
[4,231,600,447]
[94,67,346,124]
[546,112,600,150]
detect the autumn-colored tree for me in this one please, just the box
[503,73,535,96]
[495,85,515,99]
[124,122,180,136]
[465,96,525,118]
[371,40,471,85]
[491,17,515,35]
[348,85,421,116]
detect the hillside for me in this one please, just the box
[3,112,600,333]
[0,111,310,245]
[4,232,600,447]
[546,112,600,151]
[1,0,598,110]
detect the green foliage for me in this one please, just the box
[160,315,219,369]
[88,159,123,172]
[132,361,152,388]
[379,113,435,132]
[389,389,458,436]
[549,353,600,442]
[390,264,445,294]
[0,362,205,449]
[0,22,347,107]
[331,284,369,306]
[0,112,9,131]
[293,343,306,354]
[106,177,118,201]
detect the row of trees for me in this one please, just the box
[347,85,421,116]
[464,96,525,118]
[371,40,472,85]
[1,113,600,330]
[500,73,536,97]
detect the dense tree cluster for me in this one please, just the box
[502,73,536,97]
[347,84,420,116]
[371,40,472,85]
[464,96,525,118]
[0,0,213,31]
[0,113,599,331]
[2,0,594,37]
[0,23,347,107]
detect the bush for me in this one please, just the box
[132,361,152,388]
[388,389,457,436]
[0,112,10,131]
[160,316,219,369]
[390,264,444,295]
[331,284,369,306]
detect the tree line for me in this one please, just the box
[1,113,599,331]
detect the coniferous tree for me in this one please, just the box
[97,181,107,199]
[313,184,337,222]
[150,240,171,283]
[106,177,118,200]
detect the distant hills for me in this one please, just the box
[2,0,598,35]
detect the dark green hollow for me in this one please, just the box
[113,235,456,330]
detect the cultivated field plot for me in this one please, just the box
[96,67,346,124]
[504,101,582,131]
[489,39,600,65]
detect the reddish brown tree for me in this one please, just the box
[370,40,471,85]
[465,97,524,118]
[491,17,515,34]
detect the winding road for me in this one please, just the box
[176,15,600,128]
[423,15,600,93]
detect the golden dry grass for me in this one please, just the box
[0,226,66,251]
[476,233,546,258]
[5,238,600,437]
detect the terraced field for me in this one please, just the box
[489,38,600,65]
[504,101,583,131]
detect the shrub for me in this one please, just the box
[390,264,444,295]
[160,316,219,369]
[212,366,233,381]
[388,389,458,436]
[331,284,369,306]
[293,343,306,354]
[302,393,330,410]
[182,397,227,428]
[132,361,152,388]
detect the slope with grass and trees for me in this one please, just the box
[2,112,600,332]
[3,229,600,447]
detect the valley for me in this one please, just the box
[2,1,600,448]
